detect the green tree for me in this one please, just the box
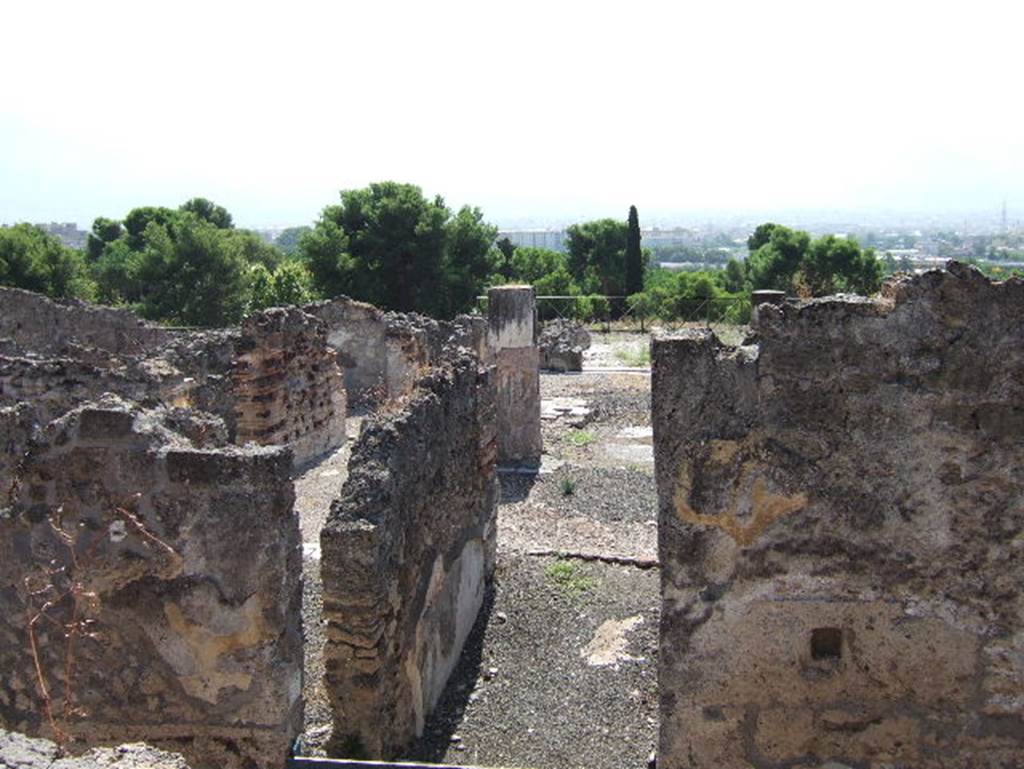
[566,218,628,295]
[798,235,883,296]
[745,223,883,297]
[722,257,746,293]
[248,260,314,311]
[86,217,123,261]
[509,247,569,284]
[180,197,233,229]
[298,216,353,299]
[299,182,497,317]
[92,238,144,304]
[574,294,610,323]
[227,229,284,270]
[627,291,656,331]
[123,206,176,250]
[270,260,314,305]
[248,263,275,311]
[747,222,779,252]
[494,236,517,281]
[0,224,94,299]
[441,205,498,317]
[133,214,249,326]
[275,226,311,255]
[313,182,447,312]
[745,224,810,291]
[625,205,644,295]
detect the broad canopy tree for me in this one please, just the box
[0,223,93,299]
[744,222,883,296]
[298,181,498,318]
[566,218,628,295]
[86,198,287,326]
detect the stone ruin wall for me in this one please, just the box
[305,295,490,408]
[231,308,346,467]
[0,397,303,769]
[652,263,1024,769]
[0,290,351,768]
[320,349,499,759]
[0,287,175,359]
[0,289,348,480]
[1,286,511,768]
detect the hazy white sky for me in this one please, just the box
[2,0,1023,228]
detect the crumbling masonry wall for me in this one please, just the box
[304,297,430,407]
[0,290,347,478]
[0,397,303,769]
[305,296,490,409]
[320,351,498,759]
[652,263,1024,768]
[232,307,346,467]
[0,287,174,359]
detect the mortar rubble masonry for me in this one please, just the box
[652,262,1024,769]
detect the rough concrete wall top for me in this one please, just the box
[321,351,498,759]
[652,262,1024,769]
[0,287,173,357]
[0,396,303,769]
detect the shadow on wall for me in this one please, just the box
[407,583,496,763]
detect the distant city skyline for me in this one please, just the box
[13,203,1021,237]
[3,1,1023,231]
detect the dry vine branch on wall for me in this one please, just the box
[22,501,177,753]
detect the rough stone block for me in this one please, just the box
[0,397,303,769]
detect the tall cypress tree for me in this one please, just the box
[625,205,644,295]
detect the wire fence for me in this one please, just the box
[475,294,751,331]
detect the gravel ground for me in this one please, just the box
[401,366,660,767]
[583,332,651,369]
[294,371,658,767]
[408,555,659,769]
[294,418,362,756]
[498,466,657,561]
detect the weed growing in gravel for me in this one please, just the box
[566,429,596,447]
[546,559,596,597]
[560,478,577,496]
[615,346,651,367]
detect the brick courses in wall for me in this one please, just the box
[320,350,498,759]
[232,307,346,467]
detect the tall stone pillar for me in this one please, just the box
[488,285,542,466]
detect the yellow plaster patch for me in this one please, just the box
[674,455,807,547]
[163,593,265,703]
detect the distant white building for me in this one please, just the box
[35,222,88,249]
[497,229,569,252]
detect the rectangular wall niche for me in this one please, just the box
[810,627,843,660]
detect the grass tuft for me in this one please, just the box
[546,558,597,596]
[566,429,596,447]
[615,345,651,367]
